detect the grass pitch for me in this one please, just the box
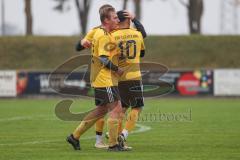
[0,98,240,160]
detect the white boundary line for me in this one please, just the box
[0,123,151,146]
[0,115,49,122]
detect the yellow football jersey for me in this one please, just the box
[112,28,145,81]
[84,26,99,42]
[83,28,119,88]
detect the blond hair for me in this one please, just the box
[99,4,115,23]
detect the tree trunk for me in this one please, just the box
[123,0,128,10]
[24,0,33,35]
[75,0,91,35]
[134,0,141,20]
[1,0,5,35]
[188,0,203,34]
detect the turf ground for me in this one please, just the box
[0,98,240,160]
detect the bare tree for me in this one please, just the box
[179,0,203,34]
[121,0,142,20]
[134,0,141,20]
[123,0,128,10]
[1,0,5,35]
[24,0,33,35]
[54,0,92,35]
[75,0,91,35]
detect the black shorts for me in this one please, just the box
[94,86,120,106]
[118,80,144,108]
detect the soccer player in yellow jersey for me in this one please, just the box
[112,10,145,149]
[80,10,146,150]
[67,5,129,152]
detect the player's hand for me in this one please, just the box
[116,68,124,77]
[81,39,92,48]
[123,10,135,20]
[75,41,85,51]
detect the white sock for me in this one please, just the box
[122,129,129,139]
[96,135,103,143]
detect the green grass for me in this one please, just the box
[0,98,240,160]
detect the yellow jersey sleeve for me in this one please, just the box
[83,28,98,42]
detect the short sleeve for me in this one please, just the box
[83,28,97,42]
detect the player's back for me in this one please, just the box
[112,28,145,81]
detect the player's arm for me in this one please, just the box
[75,28,97,51]
[123,11,147,38]
[75,41,85,51]
[99,55,118,71]
[98,36,124,76]
[140,35,146,58]
[99,55,124,76]
[132,18,147,38]
[140,50,145,58]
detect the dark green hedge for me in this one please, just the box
[0,36,240,69]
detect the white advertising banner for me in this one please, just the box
[214,69,240,96]
[0,71,17,97]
